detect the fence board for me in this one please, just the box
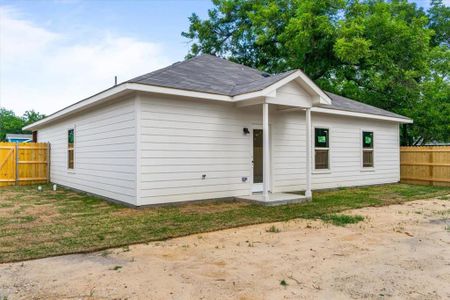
[0,142,49,187]
[400,146,450,187]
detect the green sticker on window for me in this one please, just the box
[318,136,326,143]
[364,136,372,144]
[68,129,74,144]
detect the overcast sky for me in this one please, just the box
[0,0,443,116]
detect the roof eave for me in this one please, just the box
[232,70,333,104]
[311,107,413,123]
[23,83,234,131]
[23,83,132,131]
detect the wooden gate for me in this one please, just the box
[400,146,450,187]
[0,142,49,187]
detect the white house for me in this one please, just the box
[24,55,412,206]
[5,134,32,143]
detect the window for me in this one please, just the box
[362,131,374,168]
[68,129,74,169]
[314,128,329,170]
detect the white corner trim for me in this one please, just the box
[135,96,142,206]
[311,107,413,123]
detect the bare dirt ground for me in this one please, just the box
[1,198,449,300]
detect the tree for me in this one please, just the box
[428,0,450,47]
[183,0,449,144]
[22,110,46,127]
[0,108,24,141]
[0,109,46,141]
[408,45,450,144]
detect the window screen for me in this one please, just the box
[363,151,373,168]
[68,129,74,169]
[314,128,329,169]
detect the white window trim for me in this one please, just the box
[361,129,375,171]
[67,126,76,173]
[313,126,331,173]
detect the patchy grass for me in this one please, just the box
[266,225,281,233]
[320,214,364,226]
[0,183,448,263]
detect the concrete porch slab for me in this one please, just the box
[236,192,310,206]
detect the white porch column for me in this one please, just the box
[305,108,312,198]
[263,102,270,201]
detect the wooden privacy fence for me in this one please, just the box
[400,146,450,187]
[0,142,49,187]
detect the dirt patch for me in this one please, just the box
[1,198,449,299]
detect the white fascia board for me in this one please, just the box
[231,70,333,105]
[311,107,413,123]
[235,97,265,107]
[23,84,131,131]
[128,83,233,102]
[23,83,233,131]
[297,70,332,105]
[232,71,302,102]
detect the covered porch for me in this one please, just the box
[236,97,328,205]
[235,101,314,205]
[233,77,332,204]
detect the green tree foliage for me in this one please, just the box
[183,0,449,144]
[0,109,46,141]
[428,0,449,47]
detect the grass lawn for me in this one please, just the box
[0,183,449,263]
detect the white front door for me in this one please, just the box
[252,126,263,192]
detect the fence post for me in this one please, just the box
[47,143,51,183]
[15,143,19,185]
[430,148,434,186]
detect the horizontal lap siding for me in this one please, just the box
[272,112,306,192]
[38,98,137,204]
[138,96,400,202]
[272,112,400,192]
[139,96,258,205]
[311,113,400,189]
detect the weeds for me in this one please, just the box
[266,225,281,233]
[320,214,364,226]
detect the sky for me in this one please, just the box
[0,0,444,116]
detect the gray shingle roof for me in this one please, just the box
[322,92,411,120]
[128,54,295,96]
[129,54,410,120]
